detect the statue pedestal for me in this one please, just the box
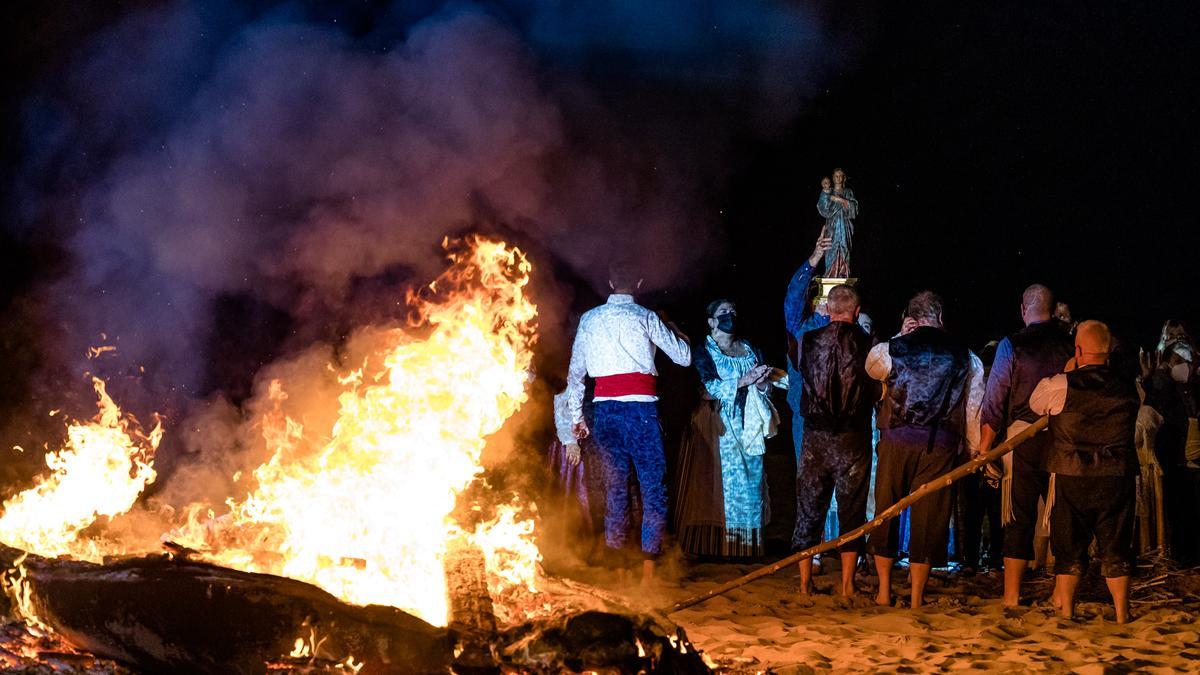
[814,277,857,307]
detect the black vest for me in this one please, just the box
[1007,321,1075,424]
[1047,365,1138,476]
[799,321,878,432]
[878,326,971,438]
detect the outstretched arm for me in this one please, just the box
[784,236,832,336]
[648,311,692,367]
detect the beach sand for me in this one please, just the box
[563,558,1200,673]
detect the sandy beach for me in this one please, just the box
[563,558,1200,673]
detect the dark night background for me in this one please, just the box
[0,1,1196,539]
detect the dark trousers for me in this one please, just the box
[593,401,667,556]
[1164,468,1200,566]
[867,432,960,566]
[1051,474,1136,578]
[792,427,872,553]
[955,473,1003,567]
[1003,466,1051,561]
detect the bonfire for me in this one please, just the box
[0,237,709,674]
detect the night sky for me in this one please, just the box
[0,1,1197,501]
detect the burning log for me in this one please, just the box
[0,545,712,674]
[0,545,452,674]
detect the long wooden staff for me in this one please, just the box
[667,416,1050,613]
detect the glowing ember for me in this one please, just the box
[0,377,161,561]
[173,236,542,625]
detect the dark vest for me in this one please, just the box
[1047,365,1138,476]
[799,321,878,432]
[878,326,971,439]
[1007,321,1074,424]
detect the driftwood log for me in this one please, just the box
[0,545,712,674]
[669,416,1051,613]
[0,544,452,674]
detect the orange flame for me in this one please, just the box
[0,377,161,561]
[172,237,542,625]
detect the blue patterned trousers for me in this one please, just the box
[593,400,667,556]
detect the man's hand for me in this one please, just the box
[983,461,1003,486]
[1138,348,1160,379]
[657,310,690,343]
[565,442,582,467]
[573,420,590,440]
[807,236,833,267]
[900,317,919,335]
[814,298,830,317]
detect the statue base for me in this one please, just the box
[814,277,857,307]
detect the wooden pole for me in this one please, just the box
[667,416,1050,614]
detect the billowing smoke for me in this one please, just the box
[5,1,844,507]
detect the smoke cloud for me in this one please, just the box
[6,1,844,503]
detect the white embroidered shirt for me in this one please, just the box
[565,294,691,427]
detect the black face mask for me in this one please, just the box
[716,313,737,334]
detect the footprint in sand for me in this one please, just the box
[985,623,1030,641]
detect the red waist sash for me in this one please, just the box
[594,372,657,397]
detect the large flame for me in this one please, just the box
[0,237,542,628]
[173,236,541,625]
[0,377,162,561]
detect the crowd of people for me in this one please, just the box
[550,234,1199,624]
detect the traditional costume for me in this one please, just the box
[675,337,782,557]
[791,320,878,555]
[1030,365,1139,578]
[549,391,640,558]
[1135,342,1200,564]
[783,257,840,541]
[865,327,985,566]
[980,321,1073,562]
[565,294,691,560]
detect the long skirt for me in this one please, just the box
[675,400,767,557]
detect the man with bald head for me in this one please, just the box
[978,284,1073,605]
[1030,320,1139,623]
[792,284,878,597]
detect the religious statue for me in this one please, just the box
[816,168,858,278]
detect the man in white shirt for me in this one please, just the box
[1029,320,1139,623]
[864,291,985,608]
[565,260,691,583]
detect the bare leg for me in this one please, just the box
[1056,574,1080,619]
[1002,557,1028,607]
[874,555,893,606]
[641,558,655,586]
[910,562,931,608]
[798,559,814,596]
[1106,575,1131,624]
[840,552,859,597]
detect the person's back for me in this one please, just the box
[865,291,984,609]
[1048,364,1139,477]
[576,300,663,379]
[564,260,690,585]
[978,284,1075,607]
[799,321,877,432]
[878,326,972,440]
[1006,322,1075,426]
[791,284,875,598]
[1029,320,1138,623]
